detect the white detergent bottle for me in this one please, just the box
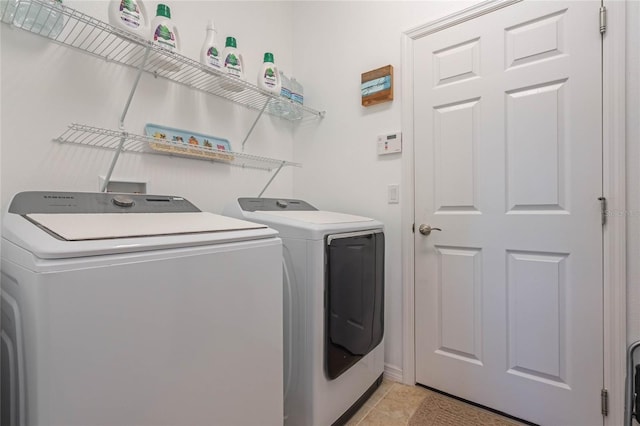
[108,0,149,39]
[149,3,181,72]
[222,36,244,78]
[257,52,281,95]
[200,20,221,70]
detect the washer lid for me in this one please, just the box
[3,192,278,259]
[26,212,266,241]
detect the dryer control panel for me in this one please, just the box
[238,197,318,212]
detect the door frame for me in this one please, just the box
[400,1,627,425]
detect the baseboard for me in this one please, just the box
[383,363,403,382]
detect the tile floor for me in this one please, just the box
[345,379,523,426]
[345,380,426,426]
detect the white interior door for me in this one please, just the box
[413,1,603,425]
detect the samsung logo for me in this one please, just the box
[44,195,74,199]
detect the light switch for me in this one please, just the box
[388,184,400,204]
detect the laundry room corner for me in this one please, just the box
[291,0,480,381]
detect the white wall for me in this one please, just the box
[291,0,477,375]
[1,1,296,214]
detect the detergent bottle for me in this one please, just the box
[257,52,281,95]
[108,0,149,39]
[220,36,245,91]
[222,36,245,79]
[149,3,181,72]
[200,20,221,70]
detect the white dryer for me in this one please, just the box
[224,198,385,426]
[1,191,284,426]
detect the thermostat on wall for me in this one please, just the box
[377,132,402,155]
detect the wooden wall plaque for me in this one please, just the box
[361,65,393,107]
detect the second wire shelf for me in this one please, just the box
[55,123,301,172]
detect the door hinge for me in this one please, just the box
[601,388,609,416]
[598,197,607,226]
[600,5,607,35]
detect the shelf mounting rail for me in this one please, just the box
[100,45,151,192]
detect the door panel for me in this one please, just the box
[434,99,480,212]
[506,250,569,388]
[505,9,567,69]
[414,2,603,425]
[436,246,483,364]
[433,38,480,86]
[506,80,568,211]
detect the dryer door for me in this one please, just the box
[325,230,384,380]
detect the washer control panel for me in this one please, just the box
[9,192,201,215]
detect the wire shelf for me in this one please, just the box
[2,0,325,121]
[55,123,301,171]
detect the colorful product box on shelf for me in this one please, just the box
[144,123,234,162]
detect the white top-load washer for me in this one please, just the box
[224,198,385,426]
[1,191,283,426]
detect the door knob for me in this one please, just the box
[418,224,442,236]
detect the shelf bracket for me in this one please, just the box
[101,45,151,192]
[258,161,285,197]
[101,132,128,192]
[119,45,151,129]
[241,98,271,152]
